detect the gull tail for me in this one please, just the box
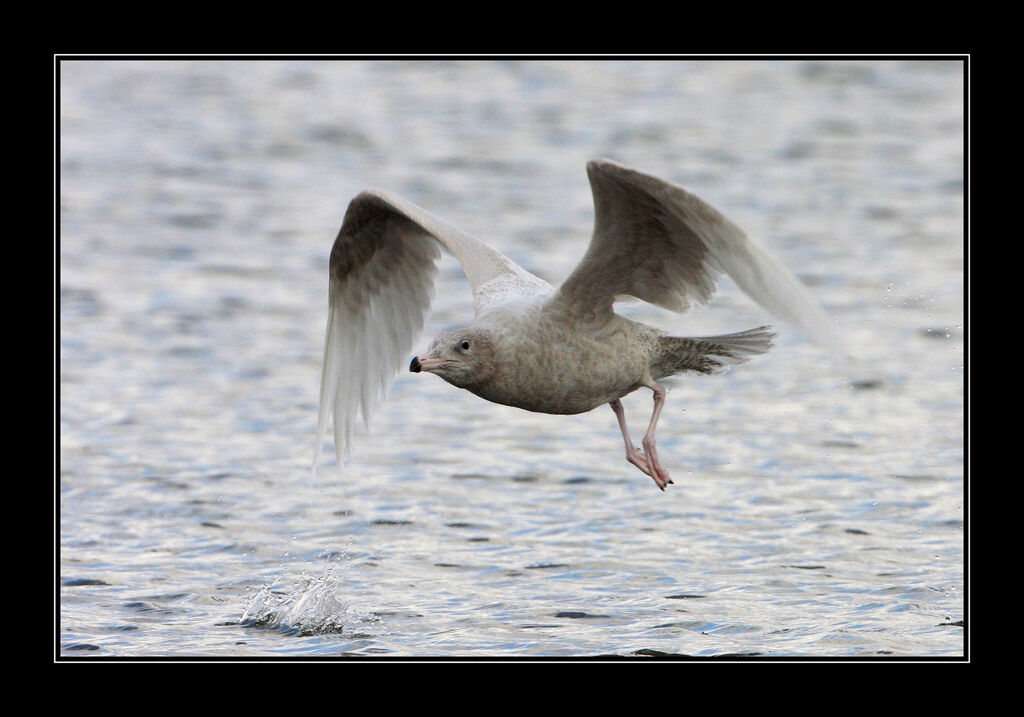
[652,325,775,379]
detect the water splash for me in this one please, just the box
[240,560,377,637]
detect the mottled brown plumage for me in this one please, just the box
[318,159,843,490]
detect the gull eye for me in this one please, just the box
[460,340,470,351]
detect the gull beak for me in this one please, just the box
[410,354,449,373]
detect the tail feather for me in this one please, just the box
[652,325,774,379]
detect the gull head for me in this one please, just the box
[410,328,496,390]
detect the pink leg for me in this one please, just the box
[640,382,672,489]
[610,394,673,491]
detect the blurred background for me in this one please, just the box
[59,59,965,657]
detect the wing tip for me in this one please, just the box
[587,157,624,176]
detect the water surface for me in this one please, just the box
[59,59,965,657]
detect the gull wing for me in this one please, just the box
[315,189,549,469]
[551,158,846,355]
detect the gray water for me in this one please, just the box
[59,59,965,658]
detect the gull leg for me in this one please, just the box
[610,397,671,490]
[641,382,673,490]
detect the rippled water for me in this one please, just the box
[59,59,965,658]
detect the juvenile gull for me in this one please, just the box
[315,159,844,490]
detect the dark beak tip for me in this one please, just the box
[409,356,421,373]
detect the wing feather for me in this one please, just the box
[314,189,546,469]
[552,159,847,356]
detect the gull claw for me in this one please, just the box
[627,447,672,490]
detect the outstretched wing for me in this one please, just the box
[315,189,548,470]
[551,158,846,355]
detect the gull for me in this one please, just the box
[315,158,844,490]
